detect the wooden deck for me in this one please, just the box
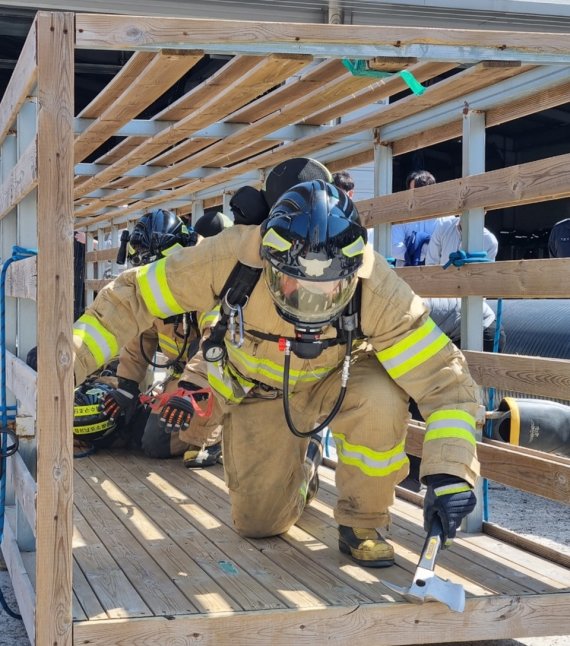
[70,451,570,645]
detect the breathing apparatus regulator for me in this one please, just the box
[203,180,368,438]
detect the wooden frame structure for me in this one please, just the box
[0,11,569,645]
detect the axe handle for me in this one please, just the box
[417,516,444,572]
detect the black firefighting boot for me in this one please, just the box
[338,526,395,568]
[183,442,222,468]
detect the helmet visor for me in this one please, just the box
[264,263,358,325]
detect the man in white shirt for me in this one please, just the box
[425,216,498,265]
[391,170,442,266]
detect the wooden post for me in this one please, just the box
[373,135,392,256]
[35,11,74,646]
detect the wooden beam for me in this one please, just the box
[85,247,119,263]
[0,511,36,644]
[405,424,570,503]
[0,15,37,143]
[357,150,570,227]
[84,278,113,292]
[74,50,204,163]
[0,140,37,221]
[75,14,570,60]
[35,11,74,646]
[6,351,36,417]
[10,451,37,539]
[73,592,570,645]
[395,258,570,298]
[464,351,570,401]
[5,255,36,300]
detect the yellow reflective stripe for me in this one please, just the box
[424,409,477,447]
[332,432,408,477]
[226,344,330,387]
[157,333,179,354]
[136,258,184,318]
[262,229,292,252]
[74,421,111,435]
[342,236,365,258]
[199,307,221,332]
[434,483,472,497]
[162,243,183,257]
[206,367,243,403]
[376,317,449,379]
[74,405,100,417]
[74,314,119,366]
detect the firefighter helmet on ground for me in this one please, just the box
[260,180,367,327]
[125,209,197,266]
[73,381,118,446]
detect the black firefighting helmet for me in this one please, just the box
[260,180,367,327]
[73,381,117,446]
[117,209,197,266]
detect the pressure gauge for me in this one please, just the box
[202,338,226,363]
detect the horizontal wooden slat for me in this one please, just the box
[74,50,204,163]
[405,424,570,503]
[464,350,570,401]
[0,16,37,143]
[358,150,570,227]
[396,258,570,298]
[85,247,119,263]
[10,451,37,538]
[0,141,38,222]
[5,255,36,300]
[0,510,35,644]
[6,351,36,416]
[75,15,570,56]
[84,279,113,292]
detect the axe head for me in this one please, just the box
[381,567,465,613]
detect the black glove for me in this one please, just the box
[101,378,140,424]
[423,474,476,547]
[159,382,198,433]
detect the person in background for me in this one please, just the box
[391,170,444,267]
[332,170,355,198]
[548,217,570,258]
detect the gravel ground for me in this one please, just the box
[0,483,567,645]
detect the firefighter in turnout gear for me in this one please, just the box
[73,180,481,567]
[98,208,223,466]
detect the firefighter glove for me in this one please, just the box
[423,474,476,547]
[101,377,140,424]
[159,382,198,433]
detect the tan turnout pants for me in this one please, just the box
[181,352,411,538]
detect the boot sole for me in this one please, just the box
[338,539,395,568]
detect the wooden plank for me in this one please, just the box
[464,350,570,401]
[72,503,153,618]
[75,14,570,57]
[84,278,113,292]
[74,465,215,616]
[0,16,37,143]
[10,451,37,538]
[1,510,35,645]
[72,560,105,621]
[123,453,375,607]
[92,56,261,167]
[357,150,570,227]
[85,247,118,263]
[6,351,36,416]
[74,54,311,204]
[405,424,570,503]
[74,50,204,163]
[83,453,292,612]
[78,51,156,119]
[395,259,570,298]
[73,591,570,645]
[0,140,37,221]
[35,12,75,646]
[5,255,36,300]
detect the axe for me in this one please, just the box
[381,515,465,613]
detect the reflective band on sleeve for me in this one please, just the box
[199,306,221,333]
[424,409,477,447]
[434,483,472,497]
[376,318,449,379]
[136,258,185,319]
[157,333,180,356]
[332,432,408,477]
[73,314,119,367]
